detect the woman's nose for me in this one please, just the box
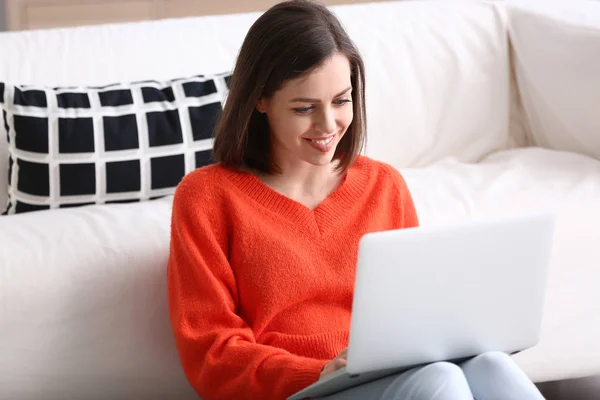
[316,108,337,134]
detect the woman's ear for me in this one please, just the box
[256,98,268,114]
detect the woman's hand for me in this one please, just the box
[319,348,348,380]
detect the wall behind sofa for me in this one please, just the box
[1,0,394,32]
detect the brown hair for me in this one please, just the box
[212,0,367,174]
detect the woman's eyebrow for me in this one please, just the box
[289,86,352,103]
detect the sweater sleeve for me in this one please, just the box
[167,174,327,400]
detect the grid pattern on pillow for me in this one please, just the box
[1,73,230,215]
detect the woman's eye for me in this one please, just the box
[334,99,352,106]
[293,106,313,114]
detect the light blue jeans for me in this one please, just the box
[320,351,545,400]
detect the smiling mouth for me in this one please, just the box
[304,136,335,145]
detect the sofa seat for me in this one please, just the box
[0,197,196,399]
[403,146,600,383]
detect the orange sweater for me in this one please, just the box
[167,156,419,400]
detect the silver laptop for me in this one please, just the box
[288,212,555,400]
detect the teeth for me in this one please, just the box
[310,136,334,145]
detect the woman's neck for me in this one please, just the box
[253,160,343,210]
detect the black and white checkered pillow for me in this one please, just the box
[1,73,230,215]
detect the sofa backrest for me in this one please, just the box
[0,0,513,210]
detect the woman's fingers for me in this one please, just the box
[334,358,347,370]
[319,348,350,380]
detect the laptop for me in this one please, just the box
[288,212,556,400]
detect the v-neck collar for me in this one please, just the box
[218,157,371,235]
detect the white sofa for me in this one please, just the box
[1,0,599,399]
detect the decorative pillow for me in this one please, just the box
[1,73,230,215]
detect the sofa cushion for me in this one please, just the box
[0,197,197,399]
[506,0,600,161]
[332,1,511,169]
[1,73,230,214]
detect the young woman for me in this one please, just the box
[167,1,546,399]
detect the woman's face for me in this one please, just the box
[257,53,354,169]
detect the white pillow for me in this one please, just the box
[507,0,600,161]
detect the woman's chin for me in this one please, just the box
[302,150,338,167]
